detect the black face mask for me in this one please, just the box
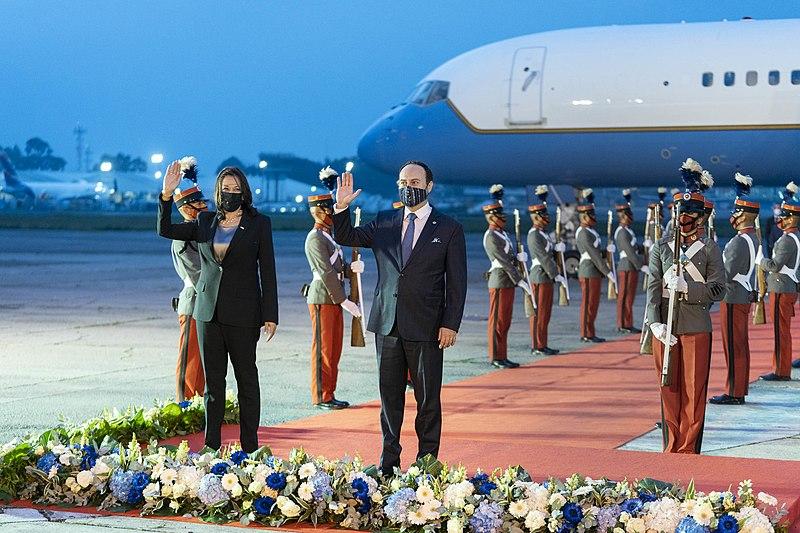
[399,186,428,208]
[220,192,243,212]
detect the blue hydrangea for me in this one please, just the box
[356,498,372,514]
[36,453,59,473]
[716,514,739,533]
[384,487,416,521]
[264,455,277,468]
[677,517,711,533]
[198,473,230,505]
[210,462,229,476]
[80,445,98,470]
[557,524,574,533]
[230,450,248,466]
[562,503,583,525]
[469,501,503,533]
[254,496,276,515]
[266,472,287,491]
[351,478,370,498]
[178,400,191,409]
[596,504,622,532]
[310,471,333,500]
[109,470,149,505]
[621,498,644,516]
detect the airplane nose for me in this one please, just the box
[357,113,400,174]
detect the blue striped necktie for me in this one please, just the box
[402,212,417,268]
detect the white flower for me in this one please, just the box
[371,491,383,503]
[161,483,173,497]
[548,493,566,510]
[34,445,45,456]
[277,495,301,517]
[160,468,177,485]
[76,470,94,488]
[286,474,297,484]
[329,501,346,514]
[91,460,111,476]
[407,466,421,477]
[408,508,428,525]
[143,482,161,500]
[525,510,547,531]
[248,481,264,494]
[692,502,714,526]
[444,480,474,508]
[757,492,778,507]
[416,484,434,503]
[169,500,180,512]
[682,158,703,173]
[231,483,243,498]
[625,517,646,533]
[179,156,197,171]
[298,482,314,501]
[172,483,186,498]
[58,453,73,466]
[221,473,240,492]
[298,462,316,479]
[177,466,203,496]
[464,503,475,515]
[735,506,773,533]
[390,478,403,492]
[572,485,594,497]
[447,517,463,533]
[48,465,58,479]
[65,477,76,488]
[510,500,530,518]
[51,444,68,455]
[523,483,550,513]
[642,497,682,532]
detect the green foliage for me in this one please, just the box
[93,153,147,173]
[1,139,67,171]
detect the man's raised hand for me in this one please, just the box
[335,172,362,210]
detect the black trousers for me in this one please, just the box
[375,325,443,472]
[196,319,261,452]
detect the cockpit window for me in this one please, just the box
[404,80,450,106]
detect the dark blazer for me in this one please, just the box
[158,197,278,328]
[332,206,467,342]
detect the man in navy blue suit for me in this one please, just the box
[332,161,468,472]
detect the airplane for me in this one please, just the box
[0,152,35,207]
[357,18,800,187]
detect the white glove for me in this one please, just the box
[640,265,650,275]
[554,242,566,253]
[643,239,653,249]
[350,260,365,274]
[663,264,677,285]
[340,299,362,318]
[650,322,678,347]
[755,246,764,266]
[554,274,567,285]
[606,244,616,253]
[516,252,528,263]
[666,274,688,294]
[517,280,532,296]
[606,272,617,286]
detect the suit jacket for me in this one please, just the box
[615,225,643,271]
[646,235,725,334]
[483,228,523,289]
[158,197,278,327]
[575,225,610,278]
[527,227,558,283]
[761,230,800,294]
[171,240,201,315]
[722,231,757,304]
[332,205,467,341]
[304,228,348,305]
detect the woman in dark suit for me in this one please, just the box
[158,162,278,452]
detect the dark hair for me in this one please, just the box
[214,166,257,218]
[399,160,433,184]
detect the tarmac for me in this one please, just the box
[1,227,799,532]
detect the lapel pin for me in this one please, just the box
[432,221,437,225]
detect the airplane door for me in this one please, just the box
[508,47,546,125]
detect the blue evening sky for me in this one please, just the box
[1,1,796,170]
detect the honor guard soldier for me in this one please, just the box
[483,184,531,368]
[614,189,648,333]
[757,196,800,380]
[710,173,760,405]
[647,159,725,454]
[527,185,565,355]
[170,159,207,402]
[575,188,614,342]
[304,167,363,409]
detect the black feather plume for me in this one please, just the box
[681,170,701,193]
[490,184,504,201]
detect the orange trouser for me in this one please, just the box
[720,302,752,397]
[616,270,639,329]
[653,332,712,454]
[579,277,601,338]
[770,292,797,377]
[309,304,344,404]
[177,314,205,402]
[529,282,554,350]
[488,287,515,360]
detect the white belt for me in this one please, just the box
[531,258,541,268]
[490,259,503,271]
[182,277,194,289]
[580,252,591,262]
[312,272,343,281]
[733,233,756,291]
[619,251,628,259]
[778,233,800,282]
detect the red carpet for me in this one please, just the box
[164,312,800,531]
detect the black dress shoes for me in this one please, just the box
[709,394,745,405]
[331,398,350,408]
[532,347,560,355]
[491,359,520,368]
[315,400,347,410]
[792,359,800,369]
[759,372,791,382]
[617,327,641,334]
[580,336,606,343]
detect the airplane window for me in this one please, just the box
[769,71,780,85]
[746,71,758,86]
[405,82,434,105]
[724,72,735,86]
[426,81,450,104]
[792,70,800,85]
[702,72,713,87]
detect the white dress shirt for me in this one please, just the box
[402,202,432,249]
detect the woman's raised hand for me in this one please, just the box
[161,160,182,198]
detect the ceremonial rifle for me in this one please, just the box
[639,205,654,354]
[349,207,366,347]
[642,206,653,292]
[661,203,682,386]
[606,210,618,300]
[708,209,717,242]
[514,208,536,317]
[555,206,570,306]
[753,216,767,325]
